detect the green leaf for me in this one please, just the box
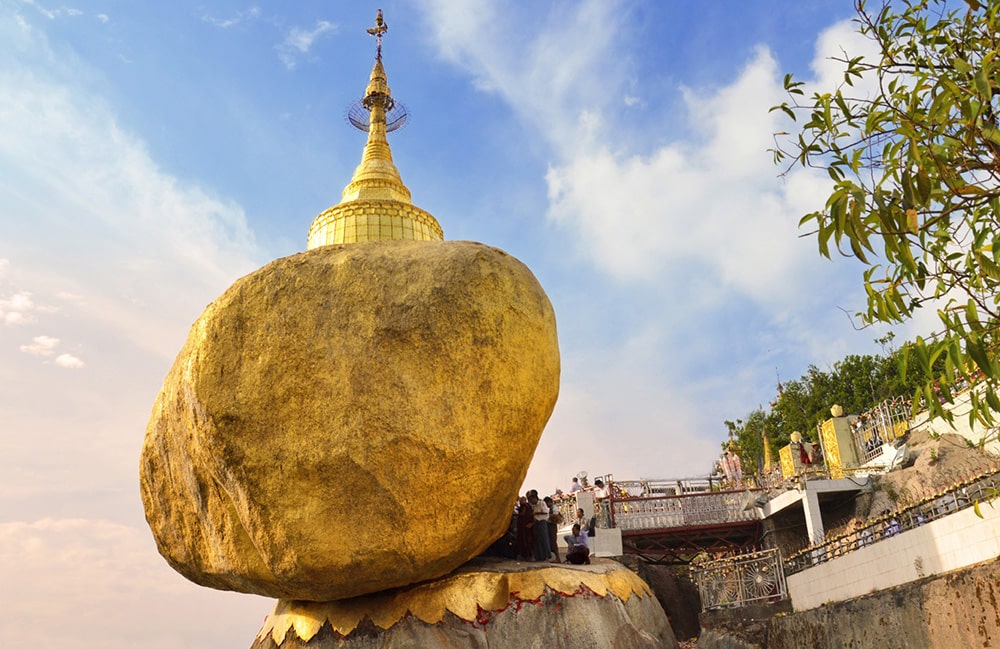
[967,339,992,375]
[974,69,992,100]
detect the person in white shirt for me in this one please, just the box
[528,491,551,561]
[569,477,584,493]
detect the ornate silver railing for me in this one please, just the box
[849,396,912,464]
[694,548,787,610]
[610,489,762,531]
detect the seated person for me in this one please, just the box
[563,523,591,565]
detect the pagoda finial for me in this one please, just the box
[305,10,443,249]
[367,9,387,61]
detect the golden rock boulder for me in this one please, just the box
[139,240,560,601]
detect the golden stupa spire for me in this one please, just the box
[307,9,443,249]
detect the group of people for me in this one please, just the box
[512,489,592,565]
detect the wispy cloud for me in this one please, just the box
[276,20,336,70]
[18,334,84,367]
[0,53,262,359]
[202,6,261,29]
[20,0,84,21]
[19,334,59,355]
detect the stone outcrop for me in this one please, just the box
[140,240,560,601]
[252,558,678,649]
[699,558,1000,649]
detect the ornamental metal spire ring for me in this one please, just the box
[347,9,409,133]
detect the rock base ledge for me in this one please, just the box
[253,558,677,649]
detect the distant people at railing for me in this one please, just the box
[564,523,591,564]
[720,448,743,488]
[851,519,873,549]
[790,431,821,469]
[882,510,900,538]
[545,496,562,563]
[569,476,584,493]
[864,430,885,454]
[593,479,611,528]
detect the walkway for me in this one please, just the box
[585,478,765,564]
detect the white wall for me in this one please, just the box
[788,499,1000,611]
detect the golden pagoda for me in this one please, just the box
[306,10,443,249]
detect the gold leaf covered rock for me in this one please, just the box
[139,240,560,601]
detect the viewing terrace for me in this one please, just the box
[558,477,767,564]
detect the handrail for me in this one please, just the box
[785,467,1000,575]
[608,488,763,531]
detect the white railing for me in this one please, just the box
[849,396,912,464]
[610,490,761,532]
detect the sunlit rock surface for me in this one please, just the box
[252,558,678,649]
[140,240,560,601]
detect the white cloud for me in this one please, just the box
[19,334,59,356]
[53,352,83,368]
[276,20,336,70]
[1,291,37,325]
[545,46,828,304]
[96,13,108,24]
[422,0,626,147]
[17,334,84,367]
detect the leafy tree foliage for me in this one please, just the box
[771,0,1000,427]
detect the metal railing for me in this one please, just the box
[610,477,730,496]
[609,489,762,532]
[785,468,1000,575]
[694,548,787,610]
[849,396,912,464]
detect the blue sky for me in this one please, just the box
[0,1,915,646]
